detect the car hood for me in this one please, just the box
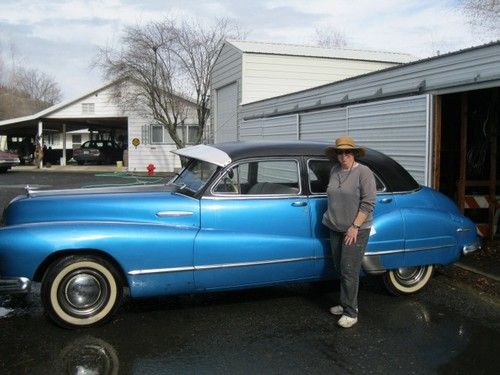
[2,184,200,227]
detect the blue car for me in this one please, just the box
[0,142,480,328]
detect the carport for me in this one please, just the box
[0,81,128,168]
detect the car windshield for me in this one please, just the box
[171,158,219,195]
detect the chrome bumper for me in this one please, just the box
[0,276,31,294]
[462,242,481,255]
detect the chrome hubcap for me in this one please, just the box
[394,266,426,286]
[59,269,109,317]
[65,274,102,309]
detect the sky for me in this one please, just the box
[0,0,498,100]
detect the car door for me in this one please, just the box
[306,159,406,277]
[194,158,315,290]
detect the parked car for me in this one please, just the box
[0,142,480,328]
[0,150,20,173]
[73,140,122,165]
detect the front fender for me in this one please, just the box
[0,221,197,284]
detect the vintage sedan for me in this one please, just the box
[73,140,122,165]
[0,142,480,328]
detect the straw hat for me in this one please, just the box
[325,135,366,158]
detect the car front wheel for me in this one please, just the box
[383,265,434,295]
[41,255,123,328]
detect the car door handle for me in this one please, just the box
[379,198,393,204]
[291,201,308,207]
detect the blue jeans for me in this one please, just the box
[329,229,370,318]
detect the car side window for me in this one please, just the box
[213,160,300,195]
[307,159,386,194]
[213,163,249,194]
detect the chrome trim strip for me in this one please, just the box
[26,183,167,197]
[457,227,471,232]
[195,256,311,270]
[365,249,404,256]
[203,195,301,200]
[128,243,457,276]
[128,266,193,275]
[128,256,317,276]
[407,244,456,252]
[156,211,194,217]
[365,243,456,256]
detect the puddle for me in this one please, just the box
[0,306,14,318]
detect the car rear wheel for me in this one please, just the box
[383,265,434,295]
[41,255,123,328]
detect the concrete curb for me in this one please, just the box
[454,262,500,282]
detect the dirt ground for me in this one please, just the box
[439,241,500,299]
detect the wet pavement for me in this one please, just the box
[1,277,499,374]
[1,170,500,374]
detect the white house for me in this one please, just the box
[210,40,414,142]
[0,80,202,172]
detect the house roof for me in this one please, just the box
[226,40,414,64]
[240,40,500,123]
[0,78,197,128]
[0,80,120,127]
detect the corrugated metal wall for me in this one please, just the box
[240,114,298,141]
[347,96,430,185]
[299,108,347,141]
[239,94,430,185]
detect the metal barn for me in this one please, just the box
[216,42,500,239]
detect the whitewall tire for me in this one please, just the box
[383,265,434,295]
[41,255,123,328]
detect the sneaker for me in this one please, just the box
[329,305,344,315]
[337,315,358,328]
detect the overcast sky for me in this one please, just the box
[0,0,497,100]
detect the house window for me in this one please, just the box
[82,103,95,114]
[45,133,60,146]
[72,134,82,149]
[176,125,200,145]
[151,125,164,143]
[150,124,200,144]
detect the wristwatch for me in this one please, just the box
[352,223,361,229]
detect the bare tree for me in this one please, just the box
[96,21,189,148]
[96,17,244,149]
[460,0,500,33]
[315,26,348,48]
[0,43,62,119]
[11,67,61,105]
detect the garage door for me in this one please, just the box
[215,83,238,143]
